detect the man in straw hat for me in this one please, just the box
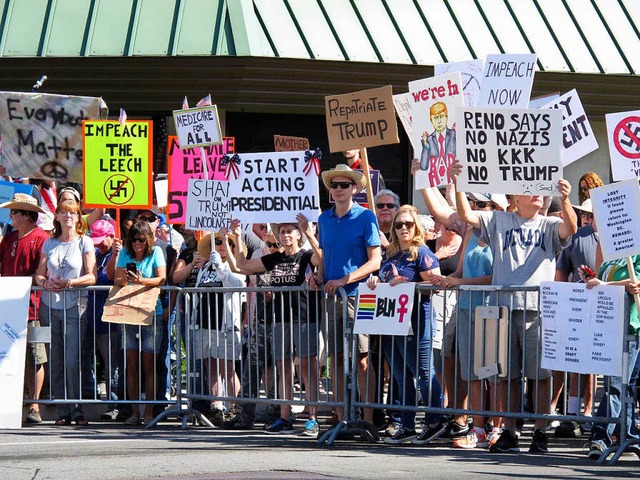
[0,193,50,424]
[318,164,382,426]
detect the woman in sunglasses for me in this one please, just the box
[115,221,167,425]
[366,205,442,444]
[35,199,97,426]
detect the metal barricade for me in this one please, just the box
[26,285,180,427]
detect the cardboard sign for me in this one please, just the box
[325,85,399,152]
[173,106,222,149]
[541,281,624,376]
[329,169,380,205]
[0,92,103,183]
[392,92,413,141]
[605,110,640,181]
[186,179,231,231]
[353,282,414,335]
[541,90,598,166]
[455,107,563,195]
[0,277,32,429]
[0,181,33,224]
[435,59,484,107]
[274,135,310,152]
[409,72,464,189]
[82,120,153,209]
[102,285,160,325]
[227,151,321,224]
[477,53,536,108]
[590,179,640,261]
[167,135,235,223]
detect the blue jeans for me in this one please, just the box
[382,302,441,430]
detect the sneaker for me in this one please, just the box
[25,408,42,424]
[487,427,503,447]
[264,418,295,435]
[411,423,447,445]
[219,413,254,430]
[384,421,402,438]
[489,429,520,453]
[100,408,119,421]
[587,438,610,460]
[205,408,224,427]
[529,428,549,453]
[443,421,470,438]
[555,420,580,438]
[301,419,319,438]
[453,427,488,449]
[384,426,417,445]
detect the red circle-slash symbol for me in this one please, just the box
[104,174,135,205]
[613,116,640,159]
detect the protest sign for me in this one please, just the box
[274,135,310,152]
[154,179,168,208]
[353,283,414,335]
[409,73,464,189]
[0,181,33,224]
[0,92,103,183]
[82,120,153,209]
[0,277,31,429]
[102,285,161,326]
[167,135,235,223]
[435,59,484,107]
[541,281,624,376]
[325,85,399,152]
[392,92,413,141]
[329,169,379,205]
[605,110,640,181]
[477,53,536,108]
[173,105,222,149]
[541,90,598,166]
[431,289,457,350]
[590,179,640,261]
[186,179,231,231]
[455,107,563,195]
[227,151,321,224]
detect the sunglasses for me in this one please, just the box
[580,212,594,219]
[132,237,146,243]
[215,239,235,247]
[329,181,355,190]
[394,221,415,230]
[9,209,27,216]
[137,215,157,222]
[266,241,281,248]
[255,224,267,231]
[375,203,396,210]
[474,201,490,209]
[579,186,589,192]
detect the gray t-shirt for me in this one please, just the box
[478,210,569,310]
[41,235,93,309]
[556,224,598,282]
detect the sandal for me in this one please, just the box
[54,416,71,426]
[125,416,142,426]
[75,417,89,427]
[143,417,154,425]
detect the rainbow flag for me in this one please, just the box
[356,293,376,320]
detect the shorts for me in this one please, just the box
[193,327,242,361]
[443,306,457,358]
[272,321,319,361]
[322,295,369,355]
[506,309,550,381]
[122,320,164,353]
[456,308,478,382]
[26,320,47,366]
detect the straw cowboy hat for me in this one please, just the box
[270,223,305,247]
[197,231,243,259]
[0,193,46,214]
[320,164,365,192]
[573,199,593,213]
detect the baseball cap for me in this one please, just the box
[89,219,115,245]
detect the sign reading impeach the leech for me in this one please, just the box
[325,85,399,152]
[227,151,321,224]
[455,107,563,196]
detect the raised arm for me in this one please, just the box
[449,160,481,230]
[557,179,578,240]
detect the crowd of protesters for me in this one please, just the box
[1,159,637,460]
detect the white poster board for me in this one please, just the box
[227,151,320,224]
[172,106,223,149]
[154,179,168,208]
[541,90,598,166]
[353,283,414,335]
[477,53,536,108]
[435,59,484,107]
[186,179,231,231]
[455,106,563,195]
[541,281,624,376]
[590,179,640,261]
[408,72,464,189]
[605,110,640,181]
[392,92,413,142]
[0,277,32,429]
[431,289,457,350]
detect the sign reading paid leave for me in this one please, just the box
[225,151,321,224]
[186,179,231,231]
[541,281,624,377]
[173,105,222,148]
[167,135,235,223]
[409,72,464,189]
[477,53,536,108]
[325,85,398,152]
[353,283,414,335]
[590,179,640,261]
[541,89,598,166]
[0,92,103,183]
[82,120,153,208]
[605,110,640,181]
[455,107,563,195]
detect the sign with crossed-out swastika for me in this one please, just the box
[606,111,640,181]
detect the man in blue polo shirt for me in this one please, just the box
[319,164,382,424]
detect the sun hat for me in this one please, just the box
[0,193,46,214]
[89,219,116,245]
[467,192,509,211]
[270,222,304,247]
[573,199,592,213]
[320,164,365,192]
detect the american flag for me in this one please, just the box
[196,94,212,108]
[118,108,127,126]
[182,96,189,110]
